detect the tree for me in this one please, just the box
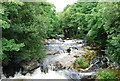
[59,2,98,38]
[59,2,120,64]
[1,2,25,65]
[1,1,57,65]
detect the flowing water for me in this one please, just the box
[1,39,97,80]
[1,38,120,80]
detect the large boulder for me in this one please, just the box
[53,61,64,71]
[20,60,39,73]
[55,61,63,68]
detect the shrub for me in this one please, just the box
[76,57,89,69]
[96,69,116,79]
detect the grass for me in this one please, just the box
[96,69,116,79]
[76,57,89,69]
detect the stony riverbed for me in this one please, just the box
[1,39,120,80]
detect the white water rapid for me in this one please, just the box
[1,39,96,80]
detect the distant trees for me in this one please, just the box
[59,2,98,38]
[1,1,58,65]
[59,2,120,64]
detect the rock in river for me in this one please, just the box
[20,60,39,73]
[46,51,60,55]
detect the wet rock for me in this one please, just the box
[76,41,83,44]
[67,48,71,53]
[66,38,70,39]
[59,38,65,42]
[88,65,99,71]
[43,66,48,74]
[47,39,56,43]
[75,67,84,72]
[47,51,59,55]
[73,55,79,58]
[54,61,63,69]
[20,60,39,73]
[75,66,92,72]
[73,61,79,69]
[21,71,27,75]
[90,56,100,64]
[70,47,78,50]
[84,46,92,50]
[56,34,64,38]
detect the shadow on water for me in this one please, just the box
[3,61,21,78]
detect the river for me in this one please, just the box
[2,38,118,80]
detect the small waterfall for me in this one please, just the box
[5,68,67,79]
[59,49,67,54]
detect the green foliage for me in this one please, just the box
[76,57,89,69]
[1,1,56,65]
[0,20,10,29]
[109,68,120,79]
[100,3,120,64]
[77,58,84,64]
[96,69,116,79]
[2,38,24,51]
[1,38,23,65]
[93,2,120,63]
[59,2,98,38]
[59,2,120,64]
[86,2,120,63]
[105,34,120,63]
[1,2,25,65]
[1,38,24,65]
[1,1,120,69]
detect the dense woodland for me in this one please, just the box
[0,0,120,79]
[59,2,120,64]
[1,2,59,65]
